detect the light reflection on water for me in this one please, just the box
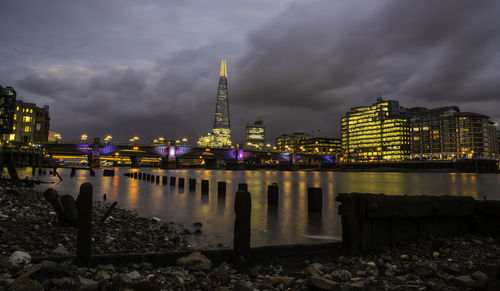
[9,167,500,248]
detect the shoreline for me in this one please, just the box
[1,181,499,289]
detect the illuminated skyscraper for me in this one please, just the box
[211,59,232,147]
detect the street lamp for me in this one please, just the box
[104,135,112,143]
[81,134,88,142]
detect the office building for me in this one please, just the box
[341,98,410,162]
[198,60,232,148]
[245,120,265,150]
[276,132,309,152]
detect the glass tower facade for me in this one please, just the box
[212,59,232,147]
[341,98,410,162]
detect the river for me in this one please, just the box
[9,167,500,249]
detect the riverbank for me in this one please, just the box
[1,181,499,290]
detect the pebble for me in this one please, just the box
[471,271,487,282]
[432,251,439,258]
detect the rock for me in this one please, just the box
[349,280,368,289]
[209,269,231,285]
[10,275,42,291]
[471,271,487,282]
[78,276,99,290]
[413,261,436,277]
[125,270,141,280]
[194,229,202,235]
[366,261,376,267]
[175,252,212,271]
[193,222,203,227]
[432,251,440,258]
[96,270,111,280]
[50,245,70,255]
[331,270,352,282]
[309,277,340,290]
[400,254,409,260]
[9,251,31,266]
[449,275,476,287]
[470,238,484,244]
[22,263,41,278]
[112,274,134,288]
[305,263,323,278]
[271,276,294,286]
[51,277,74,289]
[133,280,162,291]
[151,216,161,222]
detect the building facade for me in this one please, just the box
[0,85,16,138]
[245,120,265,150]
[298,137,341,158]
[410,107,497,159]
[3,100,50,145]
[198,60,232,148]
[276,132,309,152]
[341,98,410,162]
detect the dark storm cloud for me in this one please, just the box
[1,0,499,143]
[233,0,500,130]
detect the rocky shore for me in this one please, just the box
[1,181,499,290]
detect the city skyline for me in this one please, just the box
[1,0,500,144]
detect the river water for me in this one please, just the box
[10,167,500,249]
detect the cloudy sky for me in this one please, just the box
[1,0,499,144]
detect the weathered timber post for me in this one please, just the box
[52,166,57,176]
[234,189,252,263]
[43,189,65,222]
[156,175,160,184]
[178,178,185,188]
[162,176,168,185]
[133,172,138,179]
[146,174,151,181]
[218,181,226,199]
[76,183,93,266]
[268,183,279,209]
[201,180,209,194]
[138,172,142,179]
[60,195,77,226]
[38,168,42,175]
[189,178,196,192]
[99,201,117,223]
[307,187,322,213]
[170,177,176,187]
[238,183,248,191]
[151,175,155,183]
[70,168,76,178]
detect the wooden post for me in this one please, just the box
[238,183,248,191]
[70,168,76,178]
[151,175,155,183]
[234,189,252,262]
[38,168,42,175]
[60,195,77,226]
[178,178,185,188]
[133,172,138,179]
[146,174,151,181]
[156,175,160,184]
[218,181,226,199]
[138,172,142,179]
[99,201,117,223]
[201,180,209,194]
[267,183,279,209]
[43,189,66,223]
[189,178,196,192]
[76,183,93,266]
[308,187,323,213]
[170,177,176,187]
[162,176,168,185]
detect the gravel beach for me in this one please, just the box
[1,181,499,290]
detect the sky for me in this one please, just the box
[1,0,499,144]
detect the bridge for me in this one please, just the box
[43,138,336,169]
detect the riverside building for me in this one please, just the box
[0,85,16,138]
[245,120,265,150]
[341,98,410,162]
[276,132,309,152]
[299,137,341,157]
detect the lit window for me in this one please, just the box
[24,126,31,132]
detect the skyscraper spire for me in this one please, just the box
[219,59,227,77]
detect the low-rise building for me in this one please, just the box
[245,120,265,150]
[276,132,309,152]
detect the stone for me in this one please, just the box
[349,280,367,289]
[366,261,376,267]
[432,251,440,258]
[309,277,340,290]
[271,276,294,286]
[133,280,162,291]
[175,252,212,271]
[78,276,99,290]
[8,251,31,266]
[51,277,74,289]
[125,270,141,280]
[50,245,70,255]
[400,254,409,260]
[471,271,487,282]
[10,275,42,291]
[96,270,111,280]
[449,275,476,287]
[331,270,352,282]
[305,263,323,278]
[209,269,231,285]
[152,216,161,222]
